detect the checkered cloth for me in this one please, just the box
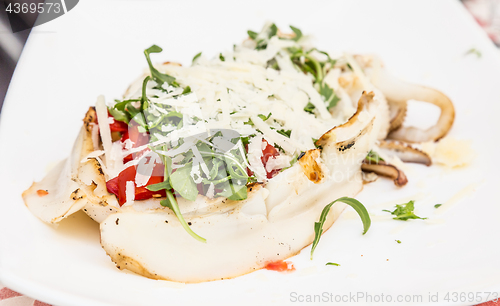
[0,283,51,306]
[463,0,500,45]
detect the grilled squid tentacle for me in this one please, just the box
[361,160,408,187]
[372,69,455,143]
[378,140,432,166]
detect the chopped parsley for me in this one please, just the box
[465,48,482,58]
[383,200,427,221]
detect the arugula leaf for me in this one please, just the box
[113,99,140,111]
[326,262,340,266]
[182,86,192,95]
[127,106,148,128]
[169,164,198,201]
[277,129,291,138]
[146,181,171,192]
[140,76,151,112]
[289,25,302,42]
[219,53,225,62]
[144,45,178,87]
[247,30,258,40]
[304,102,316,114]
[240,136,250,147]
[268,23,278,38]
[365,150,384,164]
[192,52,202,63]
[290,51,323,82]
[254,23,279,50]
[146,110,182,130]
[161,190,206,242]
[383,200,427,221]
[217,181,247,201]
[258,113,272,121]
[328,95,340,110]
[108,107,129,124]
[311,197,370,259]
[318,83,340,110]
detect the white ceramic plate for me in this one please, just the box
[1,0,500,305]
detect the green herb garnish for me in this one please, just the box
[258,112,272,121]
[144,45,178,87]
[162,190,206,243]
[365,150,384,164]
[434,204,442,208]
[396,240,401,244]
[277,129,291,138]
[326,262,340,266]
[304,102,316,114]
[192,52,202,63]
[319,83,340,110]
[383,200,427,221]
[247,30,258,40]
[311,197,371,259]
[465,48,482,58]
[289,25,302,42]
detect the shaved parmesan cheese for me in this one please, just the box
[265,155,292,172]
[206,183,215,199]
[190,164,203,184]
[247,135,267,182]
[90,123,100,151]
[124,181,135,207]
[421,137,475,168]
[135,151,162,187]
[251,115,307,153]
[122,139,134,150]
[95,96,115,176]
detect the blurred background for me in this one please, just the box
[0,0,499,113]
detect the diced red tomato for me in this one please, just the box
[261,140,280,179]
[95,111,129,133]
[106,162,166,206]
[265,260,295,272]
[120,121,151,163]
[109,119,128,133]
[104,111,164,205]
[246,139,281,179]
[36,189,49,197]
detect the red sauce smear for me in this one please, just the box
[265,260,295,272]
[36,190,49,197]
